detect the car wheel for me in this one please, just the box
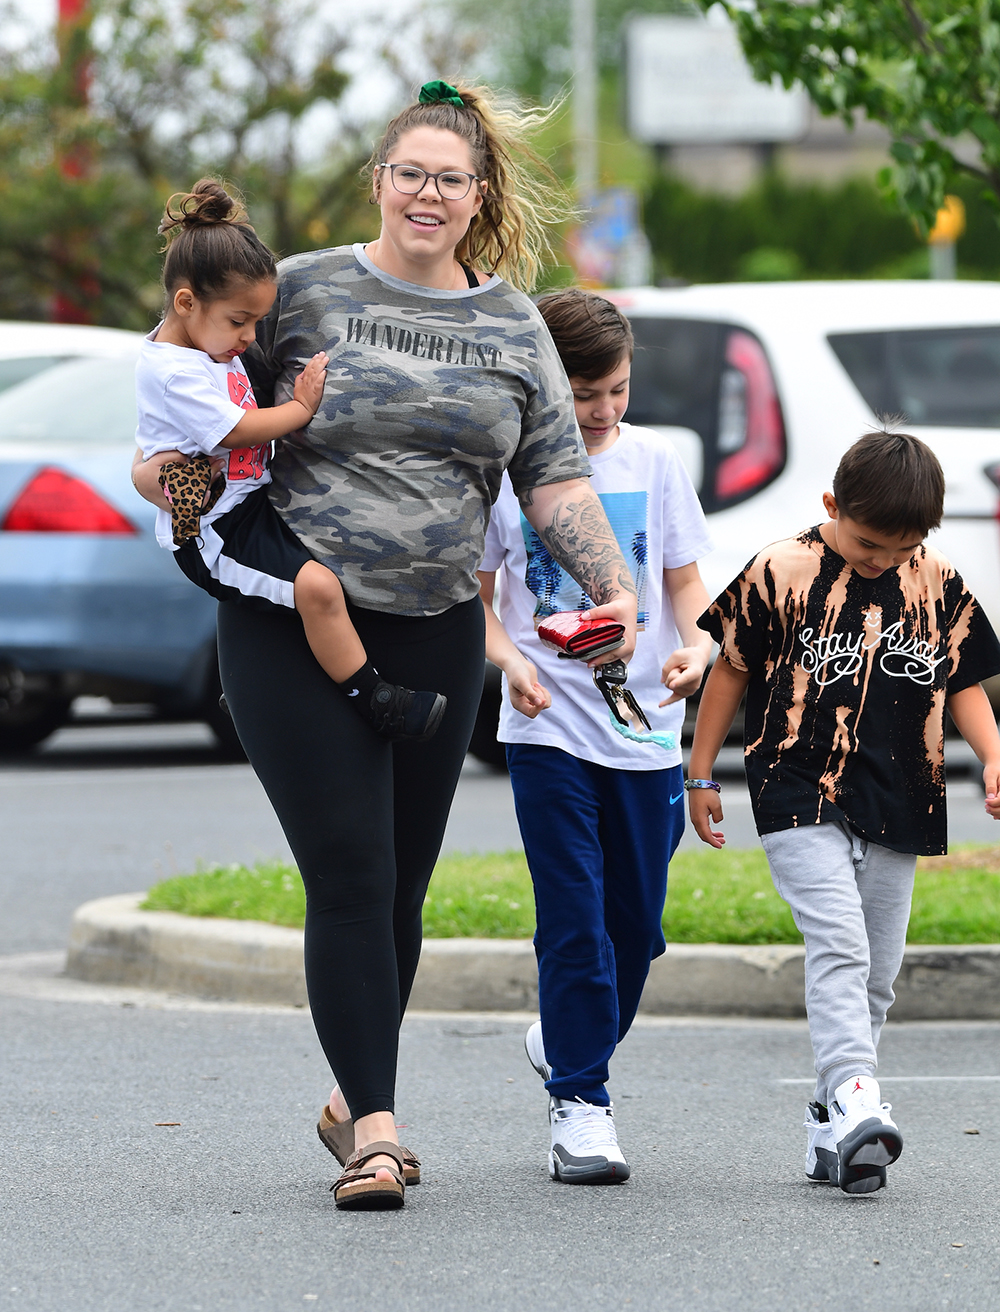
[0,667,72,752]
[201,659,247,761]
[467,662,507,770]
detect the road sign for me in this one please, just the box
[625,14,808,145]
[567,188,652,288]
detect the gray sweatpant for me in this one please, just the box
[759,822,916,1106]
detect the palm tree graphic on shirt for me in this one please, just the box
[520,491,648,628]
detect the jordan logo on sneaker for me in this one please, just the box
[853,1079,864,1092]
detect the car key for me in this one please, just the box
[592,659,652,733]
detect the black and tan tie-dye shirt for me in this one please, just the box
[699,526,1000,855]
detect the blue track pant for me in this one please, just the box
[506,744,685,1106]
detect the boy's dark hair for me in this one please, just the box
[833,429,944,537]
[536,289,634,380]
[158,178,276,304]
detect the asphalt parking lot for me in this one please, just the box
[1,708,998,1311]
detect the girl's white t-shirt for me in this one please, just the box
[481,421,713,771]
[134,329,270,550]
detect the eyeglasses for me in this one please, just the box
[376,163,480,201]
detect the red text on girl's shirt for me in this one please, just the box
[226,366,269,481]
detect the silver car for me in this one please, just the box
[0,321,234,752]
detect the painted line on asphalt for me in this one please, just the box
[0,765,257,788]
[777,1075,1000,1083]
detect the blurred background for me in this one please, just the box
[4,0,1000,764]
[3,0,997,334]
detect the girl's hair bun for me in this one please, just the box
[157,177,277,304]
[158,178,249,238]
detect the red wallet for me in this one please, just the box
[537,610,626,660]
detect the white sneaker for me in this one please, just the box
[548,1098,630,1184]
[804,1102,838,1184]
[524,1020,552,1083]
[829,1075,902,1194]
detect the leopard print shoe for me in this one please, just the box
[158,455,224,547]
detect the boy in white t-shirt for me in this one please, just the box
[478,290,713,1183]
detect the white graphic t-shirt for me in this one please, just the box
[481,422,713,770]
[134,328,269,551]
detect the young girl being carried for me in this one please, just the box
[132,179,445,741]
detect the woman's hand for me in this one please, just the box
[583,597,639,668]
[502,654,551,719]
[132,447,178,510]
[131,447,225,510]
[659,645,709,706]
[293,351,329,417]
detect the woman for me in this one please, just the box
[134,80,637,1210]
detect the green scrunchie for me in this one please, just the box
[419,79,464,108]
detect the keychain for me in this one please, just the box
[592,660,651,732]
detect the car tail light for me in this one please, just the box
[1,466,136,534]
[984,463,1000,523]
[714,330,786,506]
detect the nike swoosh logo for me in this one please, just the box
[669,792,684,805]
[347,689,360,697]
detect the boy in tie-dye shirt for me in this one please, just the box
[688,430,1000,1195]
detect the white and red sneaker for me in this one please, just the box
[829,1075,902,1194]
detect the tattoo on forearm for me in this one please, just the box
[531,489,637,605]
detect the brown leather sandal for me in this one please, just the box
[317,1105,421,1185]
[332,1141,405,1210]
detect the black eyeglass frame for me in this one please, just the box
[375,162,482,200]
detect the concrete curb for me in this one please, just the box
[66,893,1000,1019]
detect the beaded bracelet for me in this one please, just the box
[683,778,721,792]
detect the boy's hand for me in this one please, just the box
[659,646,709,706]
[688,786,726,848]
[293,352,329,417]
[984,760,1000,818]
[503,655,551,719]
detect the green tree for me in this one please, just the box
[645,172,926,283]
[697,1,1000,235]
[0,0,375,328]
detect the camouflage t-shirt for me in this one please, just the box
[256,244,590,616]
[699,526,1000,855]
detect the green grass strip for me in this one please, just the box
[141,844,1000,945]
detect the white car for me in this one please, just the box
[610,281,1000,644]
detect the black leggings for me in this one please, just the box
[217,595,485,1118]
